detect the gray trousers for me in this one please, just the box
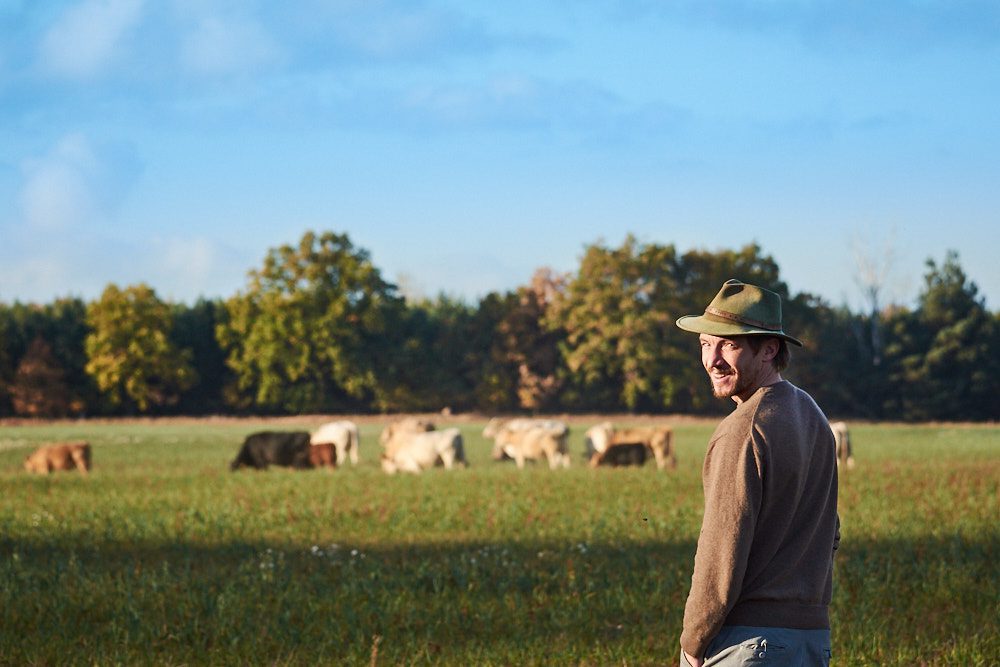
[680,626,832,666]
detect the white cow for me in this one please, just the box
[584,421,614,457]
[310,420,361,466]
[830,421,855,469]
[379,418,436,457]
[380,428,467,474]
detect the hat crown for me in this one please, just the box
[705,279,783,331]
[674,279,802,346]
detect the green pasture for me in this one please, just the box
[1,419,997,666]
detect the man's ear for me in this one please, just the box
[761,337,779,361]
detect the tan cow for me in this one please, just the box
[585,423,676,470]
[492,423,570,469]
[24,441,91,475]
[484,418,568,462]
[830,421,855,469]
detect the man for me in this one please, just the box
[675,279,840,667]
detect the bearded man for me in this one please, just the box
[675,279,840,667]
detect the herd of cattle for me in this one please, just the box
[227,417,678,474]
[19,417,856,476]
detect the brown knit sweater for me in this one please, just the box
[680,381,840,659]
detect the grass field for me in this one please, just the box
[1,417,997,666]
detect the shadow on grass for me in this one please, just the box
[2,533,996,665]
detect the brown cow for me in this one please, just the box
[308,442,338,469]
[586,424,676,470]
[24,441,91,475]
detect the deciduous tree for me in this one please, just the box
[217,230,404,413]
[85,284,196,413]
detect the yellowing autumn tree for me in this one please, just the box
[85,284,196,413]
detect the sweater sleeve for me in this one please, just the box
[680,430,763,658]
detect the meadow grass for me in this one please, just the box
[0,418,997,665]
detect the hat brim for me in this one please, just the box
[676,314,803,347]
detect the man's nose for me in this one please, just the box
[705,346,727,368]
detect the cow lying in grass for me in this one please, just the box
[489,421,570,469]
[24,441,91,475]
[310,420,360,467]
[380,427,467,474]
[830,420,855,469]
[379,418,435,458]
[230,431,313,471]
[589,442,649,467]
[585,422,676,470]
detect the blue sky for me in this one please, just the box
[2,1,998,312]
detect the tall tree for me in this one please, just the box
[884,251,1000,420]
[9,336,78,417]
[172,299,230,414]
[217,230,404,413]
[547,237,678,412]
[85,284,196,413]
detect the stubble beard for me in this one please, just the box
[709,367,759,400]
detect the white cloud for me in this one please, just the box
[39,0,144,78]
[20,134,101,230]
[180,15,280,76]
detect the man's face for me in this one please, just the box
[699,334,775,402]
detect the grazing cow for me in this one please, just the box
[584,421,614,458]
[484,418,569,462]
[310,420,360,466]
[830,421,855,469]
[380,427,467,474]
[24,441,91,475]
[585,423,677,470]
[230,431,313,471]
[492,423,570,469]
[379,418,436,457]
[590,442,649,467]
[308,442,338,469]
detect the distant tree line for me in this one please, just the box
[1,230,997,421]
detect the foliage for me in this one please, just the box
[216,230,406,413]
[84,284,196,413]
[171,299,230,415]
[882,251,1000,421]
[0,299,95,416]
[1,232,997,420]
[9,337,78,417]
[547,236,678,411]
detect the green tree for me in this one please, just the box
[9,336,78,417]
[884,251,1000,420]
[0,298,96,415]
[217,230,404,413]
[374,295,478,413]
[172,299,230,414]
[547,236,678,412]
[85,284,196,413]
[476,269,567,413]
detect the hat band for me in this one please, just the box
[704,306,781,331]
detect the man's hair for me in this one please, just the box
[745,335,790,372]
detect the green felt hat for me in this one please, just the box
[676,279,803,346]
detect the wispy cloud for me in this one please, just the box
[179,14,281,76]
[19,133,140,230]
[39,0,145,78]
